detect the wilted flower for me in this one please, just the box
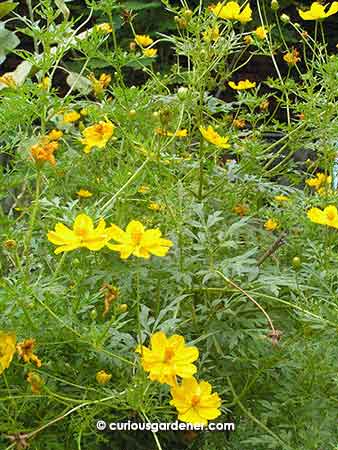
[101,283,119,316]
[307,205,338,228]
[17,339,42,368]
[233,204,249,216]
[107,220,173,259]
[210,1,252,23]
[88,73,111,96]
[136,331,199,386]
[243,35,253,45]
[47,213,112,254]
[3,239,17,249]
[232,118,246,129]
[199,126,230,148]
[0,332,16,374]
[96,370,112,384]
[30,141,59,166]
[135,34,153,47]
[264,218,279,231]
[203,25,220,42]
[283,48,300,66]
[228,79,256,90]
[298,2,338,20]
[27,372,44,393]
[170,377,222,425]
[81,121,115,154]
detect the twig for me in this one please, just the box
[257,231,287,266]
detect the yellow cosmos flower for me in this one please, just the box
[199,126,230,148]
[138,185,150,194]
[264,218,279,231]
[255,26,268,40]
[17,338,42,368]
[210,1,252,23]
[107,220,173,259]
[96,23,113,33]
[170,377,222,425]
[307,205,338,229]
[203,25,220,42]
[0,332,16,374]
[81,121,115,154]
[228,79,256,90]
[135,34,153,47]
[96,370,112,385]
[77,189,93,198]
[136,331,199,386]
[306,172,331,191]
[63,111,81,123]
[155,128,188,138]
[274,195,289,202]
[143,48,158,57]
[298,2,338,20]
[47,213,112,254]
[47,129,63,141]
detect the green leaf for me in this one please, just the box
[122,1,161,10]
[0,1,18,19]
[66,71,92,95]
[0,22,20,64]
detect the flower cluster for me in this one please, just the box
[136,331,221,425]
[47,214,173,259]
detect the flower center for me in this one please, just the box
[164,347,175,362]
[76,227,88,237]
[131,230,143,244]
[326,211,336,221]
[191,395,200,407]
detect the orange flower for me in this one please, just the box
[31,141,59,166]
[17,339,42,368]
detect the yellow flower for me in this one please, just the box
[81,121,115,154]
[244,35,253,45]
[96,370,112,385]
[210,1,252,23]
[0,332,16,374]
[143,48,158,57]
[47,129,63,141]
[307,205,338,228]
[148,202,163,211]
[30,141,59,166]
[3,239,17,249]
[27,372,44,394]
[136,331,199,386]
[283,48,301,66]
[298,2,338,20]
[264,218,279,231]
[63,111,81,123]
[232,118,246,129]
[306,173,331,191]
[155,128,188,138]
[233,204,249,216]
[47,213,112,254]
[77,189,93,198]
[17,338,42,368]
[107,220,173,259]
[274,195,289,202]
[170,377,222,425]
[138,185,150,194]
[96,23,113,33]
[88,73,111,96]
[0,74,16,88]
[135,34,153,47]
[255,26,268,40]
[39,76,51,90]
[199,126,230,148]
[203,25,220,42]
[228,79,256,90]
